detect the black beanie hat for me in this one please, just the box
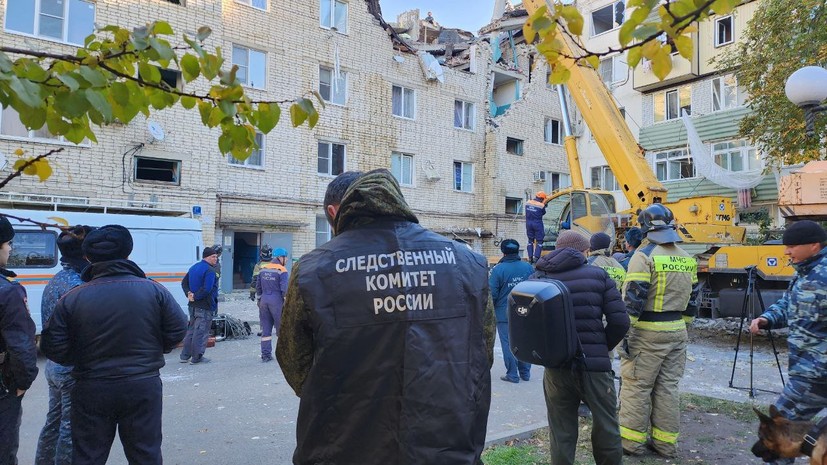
[202,247,218,258]
[0,215,14,244]
[82,225,133,262]
[590,232,612,251]
[624,227,643,248]
[500,239,520,254]
[58,225,95,260]
[782,220,827,246]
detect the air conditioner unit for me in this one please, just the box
[533,171,547,183]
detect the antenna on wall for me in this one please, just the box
[147,120,166,144]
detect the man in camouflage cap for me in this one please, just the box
[750,220,827,465]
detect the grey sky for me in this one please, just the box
[378,0,495,33]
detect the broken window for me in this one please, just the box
[453,161,473,192]
[391,152,414,186]
[320,0,348,34]
[714,16,733,47]
[134,157,181,185]
[392,85,415,119]
[158,67,183,91]
[505,197,523,215]
[506,137,524,155]
[654,149,695,181]
[544,118,562,145]
[454,100,474,130]
[591,1,624,36]
[712,75,742,111]
[318,141,345,176]
[320,66,347,105]
[232,45,266,89]
[236,0,267,10]
[229,133,264,168]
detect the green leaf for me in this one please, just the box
[585,55,600,70]
[218,99,237,118]
[549,65,571,84]
[218,132,233,154]
[85,89,113,121]
[228,124,253,160]
[627,46,643,68]
[651,46,673,80]
[559,5,583,36]
[57,73,80,92]
[19,106,46,130]
[149,37,175,62]
[208,106,225,127]
[46,112,70,135]
[8,76,42,108]
[198,101,212,125]
[532,17,553,33]
[673,34,693,59]
[180,96,197,109]
[290,103,308,127]
[152,21,174,35]
[196,26,212,42]
[619,18,638,46]
[0,52,12,73]
[632,24,660,41]
[55,90,90,118]
[138,63,161,83]
[256,103,281,134]
[148,89,169,110]
[180,54,200,82]
[111,81,130,105]
[33,159,52,182]
[201,54,220,80]
[64,122,89,145]
[77,66,108,87]
[523,21,537,44]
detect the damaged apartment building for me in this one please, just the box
[0,0,571,292]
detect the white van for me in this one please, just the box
[3,209,202,334]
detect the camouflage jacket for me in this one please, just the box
[761,246,827,382]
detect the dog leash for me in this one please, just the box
[800,416,827,457]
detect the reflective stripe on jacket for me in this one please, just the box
[588,253,626,291]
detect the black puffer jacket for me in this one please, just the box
[41,260,188,380]
[531,248,629,372]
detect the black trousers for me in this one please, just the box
[71,376,163,465]
[0,393,23,465]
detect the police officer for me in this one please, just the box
[525,191,547,264]
[277,169,494,464]
[749,220,827,465]
[250,244,273,301]
[587,232,626,290]
[619,204,698,458]
[0,215,38,465]
[256,248,289,362]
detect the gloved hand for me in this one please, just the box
[249,291,256,301]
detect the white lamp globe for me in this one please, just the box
[785,66,827,106]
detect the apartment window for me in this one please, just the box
[590,165,620,190]
[654,149,694,181]
[544,118,562,145]
[591,1,624,36]
[453,161,473,192]
[714,16,733,47]
[134,157,181,185]
[318,142,345,176]
[232,45,266,89]
[506,137,524,155]
[5,0,95,45]
[392,85,415,119]
[391,152,414,186]
[320,0,348,33]
[315,216,332,246]
[454,100,475,130]
[320,66,347,105]
[236,0,266,9]
[599,54,626,85]
[712,140,761,172]
[505,197,523,215]
[653,85,691,122]
[0,106,90,145]
[229,133,264,167]
[712,75,745,111]
[544,171,571,193]
[164,0,184,4]
[158,67,183,91]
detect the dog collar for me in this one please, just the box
[800,416,827,457]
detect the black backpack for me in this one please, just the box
[507,278,584,369]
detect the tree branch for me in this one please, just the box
[0,148,64,191]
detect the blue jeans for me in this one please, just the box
[181,307,215,360]
[497,322,531,382]
[0,391,23,465]
[35,361,75,465]
[771,377,827,465]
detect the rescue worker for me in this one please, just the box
[0,215,39,465]
[525,191,547,264]
[749,220,827,465]
[587,232,626,290]
[256,247,289,362]
[250,244,273,301]
[277,169,494,464]
[619,204,698,458]
[619,227,643,270]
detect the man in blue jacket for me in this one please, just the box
[181,247,219,364]
[525,192,547,264]
[490,239,534,383]
[256,248,289,362]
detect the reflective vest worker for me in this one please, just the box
[587,232,626,290]
[256,247,289,363]
[250,244,273,301]
[525,191,547,264]
[619,203,698,458]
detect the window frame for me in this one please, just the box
[235,0,268,10]
[711,139,761,172]
[506,137,524,156]
[320,0,348,34]
[543,171,572,194]
[544,118,562,145]
[391,151,415,186]
[590,0,625,37]
[505,197,523,215]
[391,85,416,119]
[598,54,626,85]
[4,0,96,46]
[653,85,691,123]
[652,149,696,181]
[714,15,734,47]
[319,66,348,106]
[453,161,474,193]
[711,75,742,112]
[590,165,620,190]
[317,141,346,176]
[315,215,333,247]
[453,99,475,131]
[133,156,182,185]
[232,44,267,89]
[228,132,265,168]
[0,106,90,146]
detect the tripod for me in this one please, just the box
[729,265,786,398]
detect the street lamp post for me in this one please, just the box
[785,66,827,137]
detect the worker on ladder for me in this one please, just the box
[525,191,547,264]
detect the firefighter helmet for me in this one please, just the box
[260,244,273,261]
[638,204,682,244]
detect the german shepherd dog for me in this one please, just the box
[752,405,827,464]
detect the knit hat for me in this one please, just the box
[202,247,219,258]
[0,215,14,244]
[590,232,612,251]
[555,230,589,252]
[782,220,827,246]
[624,227,643,248]
[58,225,95,259]
[82,225,133,262]
[500,238,520,255]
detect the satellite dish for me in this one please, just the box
[147,120,165,143]
[418,52,445,84]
